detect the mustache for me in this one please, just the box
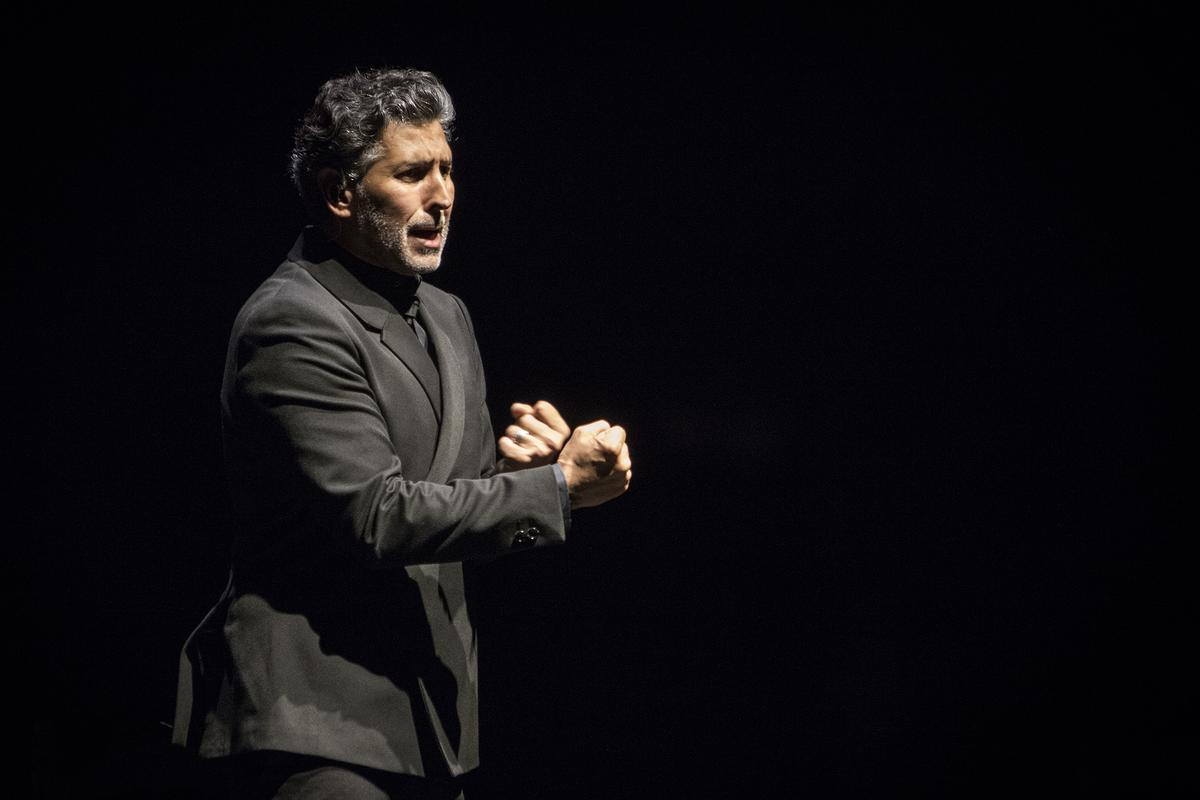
[407,218,447,233]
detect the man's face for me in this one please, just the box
[349,120,454,276]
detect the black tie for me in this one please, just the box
[402,295,429,353]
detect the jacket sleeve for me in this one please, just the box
[223,284,566,568]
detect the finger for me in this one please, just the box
[517,414,567,449]
[614,443,631,472]
[506,425,552,456]
[510,402,536,419]
[576,419,611,437]
[598,425,626,452]
[532,400,570,435]
[498,437,534,462]
[504,426,536,452]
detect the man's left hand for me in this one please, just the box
[497,400,570,472]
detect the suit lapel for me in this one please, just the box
[292,232,443,423]
[420,299,466,485]
[290,230,467,481]
[380,315,442,424]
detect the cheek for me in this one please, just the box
[379,186,422,214]
[394,190,422,210]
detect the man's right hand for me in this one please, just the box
[556,420,633,509]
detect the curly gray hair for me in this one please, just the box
[289,68,456,220]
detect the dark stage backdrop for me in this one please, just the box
[27,9,1189,798]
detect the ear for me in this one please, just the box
[317,168,354,218]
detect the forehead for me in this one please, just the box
[374,120,451,164]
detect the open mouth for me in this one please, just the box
[407,226,443,248]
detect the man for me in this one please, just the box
[173,68,632,799]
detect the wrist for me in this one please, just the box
[556,460,579,495]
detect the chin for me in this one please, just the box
[383,246,443,276]
[407,248,445,275]
[406,255,443,276]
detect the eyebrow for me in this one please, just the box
[389,157,452,169]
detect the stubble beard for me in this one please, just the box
[359,196,449,277]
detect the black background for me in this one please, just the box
[28,7,1190,797]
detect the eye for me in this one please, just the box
[440,163,453,178]
[396,168,424,182]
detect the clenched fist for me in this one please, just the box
[556,420,633,509]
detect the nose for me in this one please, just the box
[425,170,453,211]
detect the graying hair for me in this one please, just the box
[290,68,455,220]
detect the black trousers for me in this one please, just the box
[205,752,467,800]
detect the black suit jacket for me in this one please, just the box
[173,230,567,777]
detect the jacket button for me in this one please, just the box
[512,526,540,548]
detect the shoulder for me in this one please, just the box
[233,261,353,340]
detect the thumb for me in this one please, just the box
[576,419,611,437]
[597,425,626,452]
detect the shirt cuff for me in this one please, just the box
[551,463,571,533]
